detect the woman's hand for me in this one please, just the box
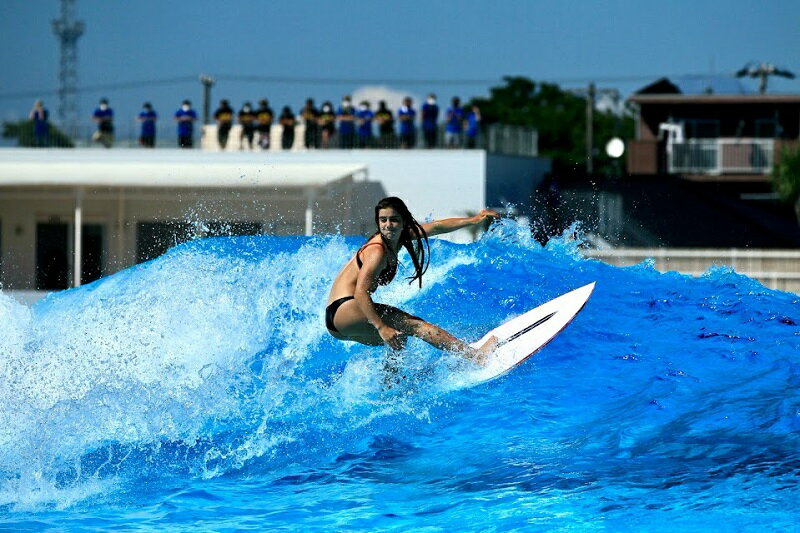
[473,209,501,224]
[378,324,407,350]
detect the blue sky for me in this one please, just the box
[1,0,799,132]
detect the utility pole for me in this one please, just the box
[52,0,84,138]
[735,62,796,94]
[199,75,215,124]
[586,82,595,176]
[570,83,621,178]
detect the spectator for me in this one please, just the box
[92,98,114,148]
[319,101,336,149]
[137,102,157,148]
[279,106,296,150]
[375,100,395,148]
[337,95,356,149]
[213,99,234,149]
[397,97,416,149]
[355,100,374,148]
[256,98,274,150]
[421,93,439,148]
[29,100,49,147]
[444,96,464,148]
[465,104,481,148]
[238,102,256,150]
[301,98,320,149]
[174,99,198,148]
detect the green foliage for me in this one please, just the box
[772,145,800,204]
[2,119,74,148]
[470,76,634,176]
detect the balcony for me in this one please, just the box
[668,139,774,175]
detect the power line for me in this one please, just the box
[0,76,198,100]
[214,72,741,86]
[0,71,751,101]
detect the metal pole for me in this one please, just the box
[199,75,215,125]
[73,187,83,287]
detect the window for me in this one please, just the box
[136,222,193,263]
[684,119,720,139]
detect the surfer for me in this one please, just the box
[326,196,500,364]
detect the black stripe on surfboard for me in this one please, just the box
[497,311,557,348]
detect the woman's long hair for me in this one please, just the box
[373,197,429,287]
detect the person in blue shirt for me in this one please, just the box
[174,100,198,148]
[420,93,439,148]
[92,98,114,148]
[397,97,416,149]
[337,95,356,149]
[319,101,336,149]
[137,102,158,148]
[444,97,465,148]
[465,104,481,149]
[29,100,49,147]
[356,100,374,148]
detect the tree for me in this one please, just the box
[470,76,633,177]
[2,119,74,148]
[772,144,800,223]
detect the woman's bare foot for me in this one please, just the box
[471,336,498,366]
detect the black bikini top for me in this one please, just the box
[356,241,398,286]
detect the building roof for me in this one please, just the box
[635,76,753,96]
[0,149,368,188]
[628,93,800,105]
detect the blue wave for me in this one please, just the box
[0,220,798,528]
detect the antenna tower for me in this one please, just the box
[52,0,84,136]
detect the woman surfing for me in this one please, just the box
[325,197,499,364]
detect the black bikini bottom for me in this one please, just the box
[325,297,423,334]
[326,296,354,333]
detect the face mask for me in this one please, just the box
[342,100,350,107]
[361,105,368,111]
[244,106,251,112]
[323,106,331,112]
[100,104,108,110]
[427,98,435,105]
[182,105,190,111]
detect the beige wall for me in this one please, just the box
[0,180,383,290]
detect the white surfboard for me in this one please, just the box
[464,282,596,385]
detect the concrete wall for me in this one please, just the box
[217,150,489,227]
[485,154,551,213]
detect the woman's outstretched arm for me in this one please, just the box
[421,209,500,237]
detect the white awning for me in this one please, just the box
[0,149,367,188]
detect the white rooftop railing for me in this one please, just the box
[667,138,774,175]
[588,248,800,294]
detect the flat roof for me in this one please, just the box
[628,94,800,105]
[0,149,367,188]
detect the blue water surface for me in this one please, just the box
[0,220,798,531]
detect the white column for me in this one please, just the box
[73,187,83,287]
[304,187,315,237]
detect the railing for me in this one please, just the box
[588,247,800,294]
[3,120,539,156]
[668,138,774,175]
[486,125,538,157]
